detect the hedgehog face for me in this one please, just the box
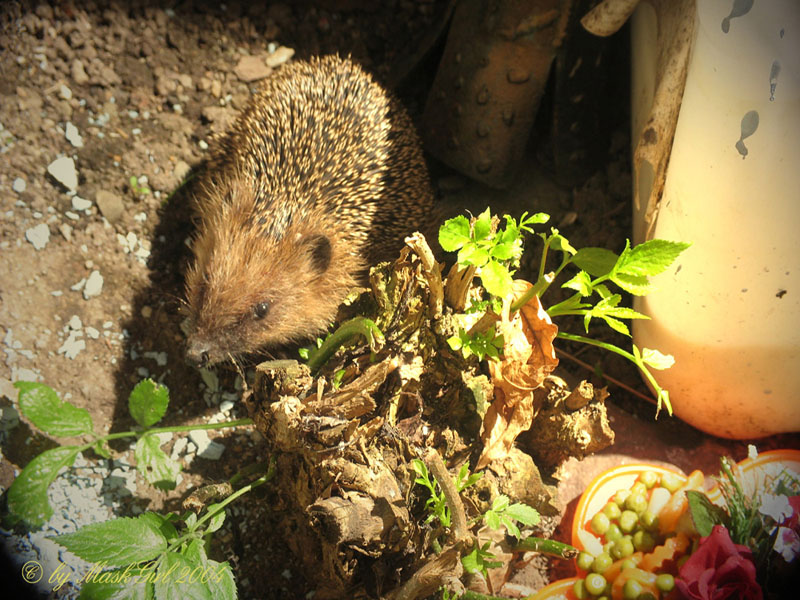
[184,183,358,366]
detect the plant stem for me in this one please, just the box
[194,457,276,531]
[307,317,384,373]
[514,537,578,559]
[556,332,672,415]
[509,274,552,312]
[100,418,254,443]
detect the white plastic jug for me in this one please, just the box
[630,0,800,438]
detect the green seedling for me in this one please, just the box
[7,380,253,528]
[447,325,504,361]
[6,380,267,600]
[482,494,540,540]
[129,174,151,195]
[438,209,690,415]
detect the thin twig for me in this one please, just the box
[424,448,468,544]
[554,347,657,406]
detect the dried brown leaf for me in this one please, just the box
[477,281,558,469]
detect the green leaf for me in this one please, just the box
[154,553,213,600]
[78,564,153,600]
[492,494,510,512]
[490,241,517,260]
[616,239,691,277]
[128,379,169,428]
[519,211,550,230]
[207,560,237,600]
[504,503,540,527]
[473,207,493,241]
[7,446,81,528]
[184,539,208,566]
[572,248,618,277]
[601,316,630,336]
[134,434,181,491]
[500,515,521,539]
[439,215,471,252]
[458,244,489,268]
[480,260,513,298]
[641,347,675,370]
[15,381,93,438]
[139,512,179,542]
[485,510,501,530]
[53,516,168,566]
[611,272,653,296]
[686,490,729,536]
[446,334,463,352]
[205,504,226,534]
[562,271,593,296]
[550,233,577,255]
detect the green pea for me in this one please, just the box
[591,552,613,574]
[656,573,675,592]
[573,578,589,599]
[660,472,682,493]
[614,489,632,507]
[622,578,643,600]
[603,501,622,520]
[620,558,637,571]
[639,471,658,489]
[625,493,648,515]
[619,510,638,533]
[591,512,610,536]
[639,510,658,531]
[584,573,607,596]
[577,551,595,571]
[611,536,634,559]
[633,529,656,553]
[630,482,647,496]
[605,523,623,542]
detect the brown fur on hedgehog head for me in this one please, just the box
[184,176,361,366]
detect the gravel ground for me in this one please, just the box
[0,1,448,598]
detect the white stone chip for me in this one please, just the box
[25,223,50,249]
[57,331,85,359]
[59,84,73,100]
[47,156,78,191]
[12,177,26,193]
[67,315,82,330]
[83,270,103,299]
[65,122,84,148]
[189,430,225,460]
[71,196,92,211]
[85,327,100,339]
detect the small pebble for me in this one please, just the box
[47,156,78,191]
[25,223,50,249]
[12,177,26,193]
[59,84,72,100]
[71,196,92,211]
[83,270,103,299]
[65,122,84,148]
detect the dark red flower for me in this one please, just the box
[676,525,762,600]
[785,495,800,530]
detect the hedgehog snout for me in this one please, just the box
[186,338,212,368]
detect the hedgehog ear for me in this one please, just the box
[302,234,332,274]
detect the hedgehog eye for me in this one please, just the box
[253,301,271,320]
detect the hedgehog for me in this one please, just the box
[184,55,434,366]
